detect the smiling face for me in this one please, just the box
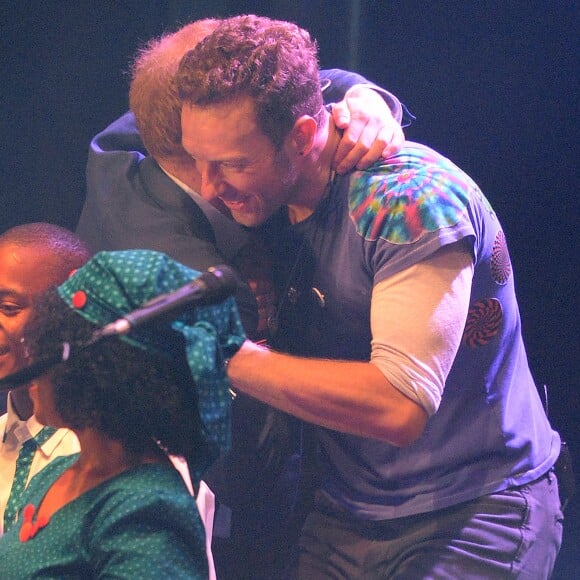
[181,96,303,228]
[0,242,60,379]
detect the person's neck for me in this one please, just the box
[287,115,341,224]
[9,386,34,421]
[73,429,166,485]
[157,154,202,194]
[34,429,168,521]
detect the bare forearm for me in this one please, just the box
[227,341,427,445]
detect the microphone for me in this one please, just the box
[0,343,73,392]
[0,265,239,392]
[97,265,239,337]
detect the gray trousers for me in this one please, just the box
[298,470,563,579]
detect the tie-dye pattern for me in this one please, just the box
[349,146,478,244]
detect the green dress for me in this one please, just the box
[0,454,208,579]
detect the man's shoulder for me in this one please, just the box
[352,141,471,183]
[97,111,138,138]
[347,143,476,243]
[89,111,145,156]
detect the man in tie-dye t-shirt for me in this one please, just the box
[176,15,564,578]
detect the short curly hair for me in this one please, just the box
[25,289,206,460]
[176,15,324,149]
[0,222,90,282]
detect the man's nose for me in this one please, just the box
[197,161,224,201]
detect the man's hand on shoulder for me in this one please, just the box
[331,85,405,174]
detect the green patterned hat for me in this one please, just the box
[57,249,246,478]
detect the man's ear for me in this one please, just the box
[290,116,317,156]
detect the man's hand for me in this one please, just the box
[233,235,276,340]
[331,85,405,174]
[247,277,276,336]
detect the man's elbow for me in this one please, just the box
[373,402,429,447]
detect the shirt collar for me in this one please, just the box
[37,427,72,458]
[3,393,63,457]
[3,392,43,444]
[158,164,197,197]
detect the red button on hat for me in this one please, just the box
[71,290,87,309]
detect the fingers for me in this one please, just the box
[330,99,351,130]
[342,120,406,173]
[381,123,405,159]
[248,278,276,334]
[255,292,276,334]
[330,86,405,174]
[333,118,386,174]
[334,117,401,174]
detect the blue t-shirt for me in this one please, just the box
[266,142,560,520]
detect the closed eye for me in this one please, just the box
[220,160,249,172]
[0,301,24,316]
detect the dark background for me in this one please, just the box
[1,1,578,574]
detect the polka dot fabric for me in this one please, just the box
[57,250,246,480]
[0,455,208,578]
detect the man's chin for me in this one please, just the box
[0,360,18,382]
[230,209,267,228]
[211,198,233,218]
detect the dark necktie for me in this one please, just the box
[3,426,56,532]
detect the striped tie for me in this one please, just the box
[3,426,56,532]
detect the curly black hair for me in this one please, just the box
[25,288,207,461]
